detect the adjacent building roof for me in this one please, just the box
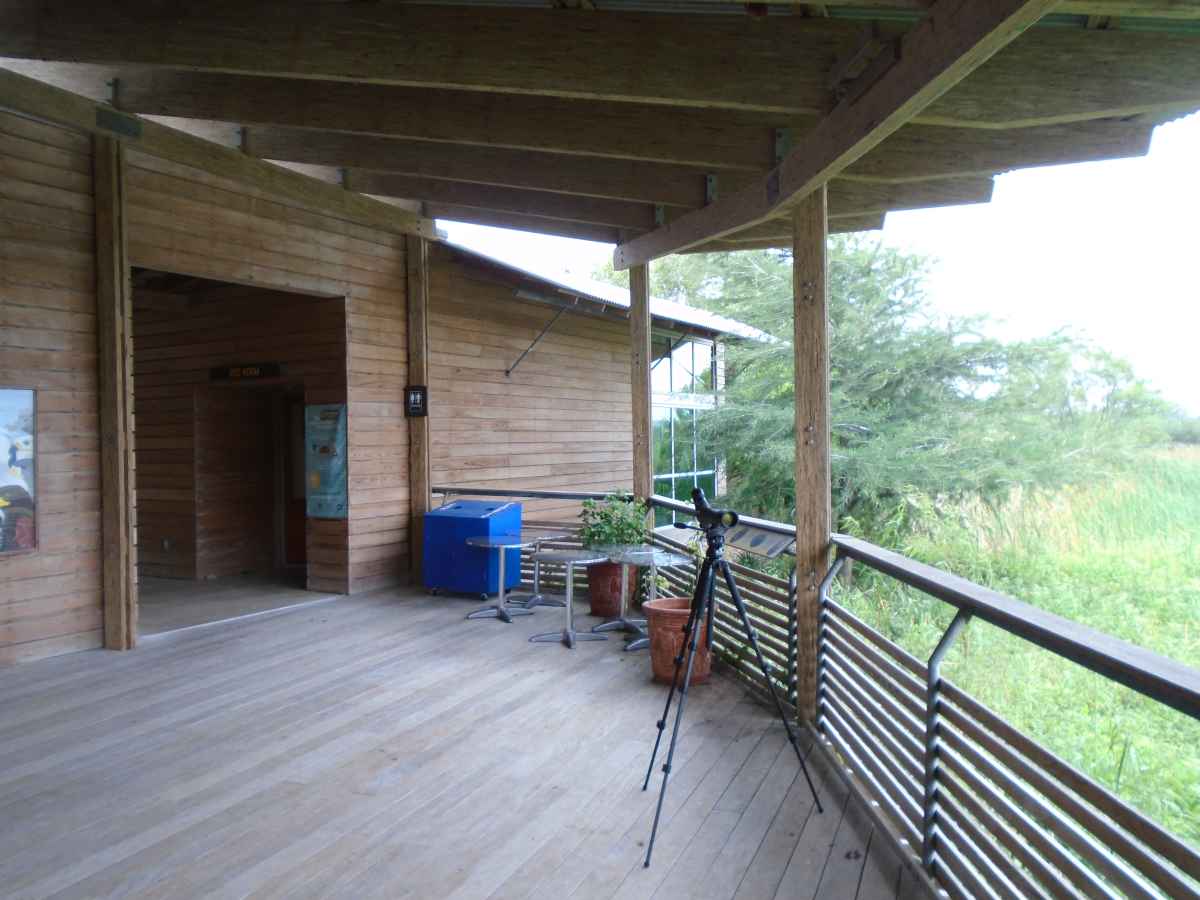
[442,242,769,342]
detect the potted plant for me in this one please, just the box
[644,532,711,685]
[578,494,648,617]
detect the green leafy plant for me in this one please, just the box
[578,494,649,549]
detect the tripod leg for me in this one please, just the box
[644,561,714,869]
[719,560,824,815]
[641,555,708,792]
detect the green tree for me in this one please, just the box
[596,238,1169,535]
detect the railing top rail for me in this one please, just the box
[432,485,618,502]
[649,493,798,540]
[832,533,1200,722]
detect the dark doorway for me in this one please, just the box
[129,269,343,636]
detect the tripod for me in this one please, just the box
[640,488,823,868]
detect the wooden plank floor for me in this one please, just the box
[0,589,929,900]
[139,574,336,636]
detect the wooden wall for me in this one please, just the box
[124,150,410,595]
[131,287,346,582]
[0,111,102,664]
[427,244,634,522]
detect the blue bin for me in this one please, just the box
[423,500,522,596]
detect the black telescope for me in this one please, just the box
[690,487,738,531]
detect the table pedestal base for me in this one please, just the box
[513,591,566,610]
[529,628,607,650]
[466,603,533,623]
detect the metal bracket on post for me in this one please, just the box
[705,174,718,205]
[922,607,973,873]
[814,554,845,732]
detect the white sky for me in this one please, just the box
[439,110,1200,414]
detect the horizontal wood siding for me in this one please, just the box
[131,287,346,581]
[428,244,634,522]
[125,149,408,595]
[0,111,102,664]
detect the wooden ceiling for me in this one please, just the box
[2,0,1198,252]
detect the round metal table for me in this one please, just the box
[464,533,544,624]
[591,544,693,651]
[506,528,569,610]
[528,549,611,649]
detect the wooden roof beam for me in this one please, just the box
[613,0,1065,268]
[349,172,658,231]
[351,170,990,234]
[112,71,780,170]
[0,3,851,114]
[424,204,625,245]
[245,121,1148,202]
[0,67,436,238]
[4,6,1200,127]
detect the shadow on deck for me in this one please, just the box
[0,589,933,899]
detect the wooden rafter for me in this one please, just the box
[3,6,1199,128]
[0,3,852,114]
[111,71,779,170]
[613,0,1062,268]
[349,172,657,231]
[0,68,437,238]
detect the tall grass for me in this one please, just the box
[836,447,1200,846]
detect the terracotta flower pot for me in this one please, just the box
[644,597,711,686]
[585,561,637,618]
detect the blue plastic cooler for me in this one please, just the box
[423,500,523,595]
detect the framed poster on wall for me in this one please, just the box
[0,388,36,553]
[304,403,348,519]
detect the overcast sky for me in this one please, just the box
[440,110,1200,414]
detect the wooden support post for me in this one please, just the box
[793,185,831,724]
[629,264,652,505]
[406,235,432,580]
[94,135,137,650]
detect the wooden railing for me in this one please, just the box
[826,535,1200,900]
[431,485,1200,898]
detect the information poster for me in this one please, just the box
[305,404,348,519]
[0,388,36,553]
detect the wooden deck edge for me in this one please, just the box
[805,724,948,900]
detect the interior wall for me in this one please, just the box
[124,150,411,595]
[131,286,345,582]
[427,244,634,522]
[0,111,102,663]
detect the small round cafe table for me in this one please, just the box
[592,544,693,651]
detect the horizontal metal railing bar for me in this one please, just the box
[650,493,799,541]
[940,680,1200,887]
[940,730,1128,899]
[821,713,923,844]
[940,701,1198,899]
[824,599,928,681]
[821,659,925,770]
[942,768,1084,900]
[934,822,1006,900]
[823,629,926,724]
[823,608,927,695]
[822,676,924,783]
[832,534,1200,721]
[938,789,1050,900]
[656,567,793,639]
[821,697,924,831]
[651,530,793,594]
[433,485,618,502]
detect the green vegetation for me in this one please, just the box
[597,241,1200,845]
[578,494,649,548]
[838,448,1200,844]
